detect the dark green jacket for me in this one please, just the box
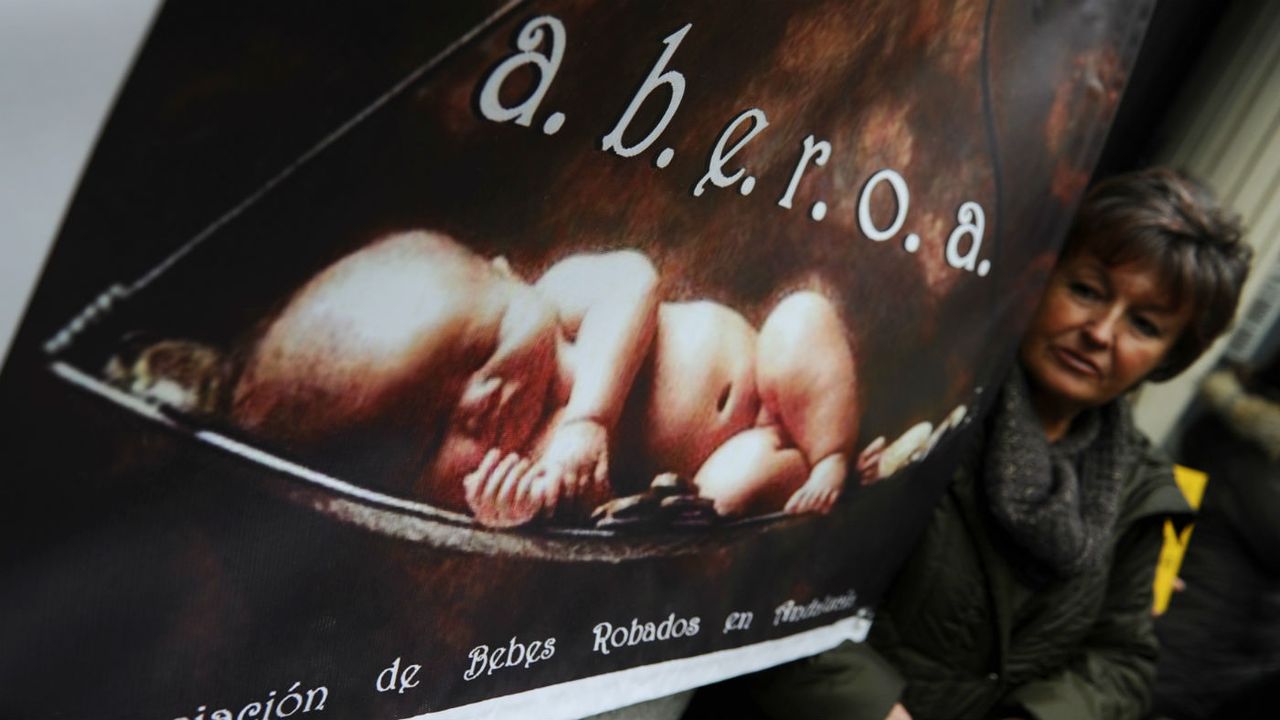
[1154,382,1280,719]
[751,421,1190,720]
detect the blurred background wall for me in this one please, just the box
[1118,0,1280,449]
[0,0,160,361]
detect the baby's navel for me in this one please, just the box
[716,383,733,414]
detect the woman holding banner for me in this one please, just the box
[738,168,1251,720]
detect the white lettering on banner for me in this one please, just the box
[773,589,860,626]
[946,201,990,276]
[474,15,996,277]
[601,24,692,162]
[722,611,754,633]
[477,16,567,135]
[463,636,557,681]
[591,613,701,655]
[778,134,833,220]
[858,169,910,242]
[172,682,328,720]
[375,656,422,695]
[693,108,769,197]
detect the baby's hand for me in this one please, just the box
[455,370,548,451]
[530,419,612,518]
[456,376,503,441]
[785,453,846,515]
[464,449,543,527]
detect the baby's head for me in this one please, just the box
[232,230,544,501]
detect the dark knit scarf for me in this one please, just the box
[983,368,1140,580]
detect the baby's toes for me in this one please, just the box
[784,489,810,514]
[815,490,838,514]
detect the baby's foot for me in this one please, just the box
[784,453,847,515]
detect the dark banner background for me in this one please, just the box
[0,1,1151,718]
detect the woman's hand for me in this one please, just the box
[884,702,913,720]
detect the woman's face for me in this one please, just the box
[1019,250,1192,416]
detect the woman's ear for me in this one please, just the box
[1142,363,1170,384]
[1144,357,1180,383]
[1145,328,1194,384]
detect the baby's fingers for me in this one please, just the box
[467,451,528,526]
[470,449,501,482]
[491,458,538,527]
[486,453,520,497]
[812,489,838,514]
[593,449,609,486]
[785,486,837,515]
[784,488,811,514]
[497,458,531,510]
[464,449,502,504]
[514,467,544,516]
[533,465,560,518]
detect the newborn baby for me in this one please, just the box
[234,231,858,527]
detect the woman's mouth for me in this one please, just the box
[1051,345,1101,377]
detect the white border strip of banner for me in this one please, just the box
[408,616,869,720]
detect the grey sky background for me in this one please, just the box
[0,0,160,363]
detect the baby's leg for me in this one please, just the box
[757,292,858,513]
[692,426,808,518]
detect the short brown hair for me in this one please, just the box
[1064,167,1251,381]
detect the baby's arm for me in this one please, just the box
[528,250,660,515]
[535,250,660,430]
[454,289,559,442]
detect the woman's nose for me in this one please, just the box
[1082,311,1118,347]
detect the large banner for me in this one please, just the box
[0,2,1150,718]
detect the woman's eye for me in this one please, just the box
[1068,281,1101,300]
[1131,315,1162,338]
